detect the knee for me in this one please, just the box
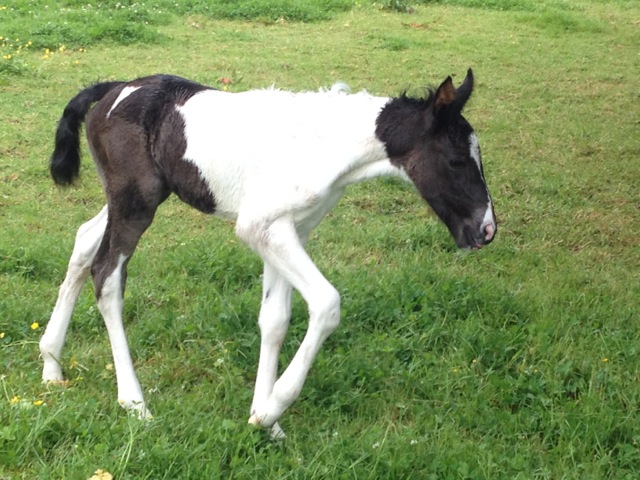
[258,303,291,346]
[310,287,341,336]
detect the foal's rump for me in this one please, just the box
[52,75,217,214]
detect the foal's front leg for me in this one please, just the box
[239,218,341,430]
[249,262,293,438]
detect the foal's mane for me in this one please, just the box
[396,87,437,109]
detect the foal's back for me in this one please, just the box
[86,75,389,220]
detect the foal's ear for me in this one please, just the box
[434,76,456,110]
[433,69,475,113]
[428,70,475,129]
[454,68,474,111]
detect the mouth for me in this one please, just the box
[457,226,489,250]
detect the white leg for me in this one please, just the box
[249,262,293,438]
[40,205,108,382]
[239,218,340,429]
[97,253,151,419]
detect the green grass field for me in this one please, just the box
[1,0,639,478]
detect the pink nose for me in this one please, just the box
[483,223,496,243]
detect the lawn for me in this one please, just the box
[1,0,639,478]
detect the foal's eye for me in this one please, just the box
[449,158,466,169]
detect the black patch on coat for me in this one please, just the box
[97,74,217,214]
[153,108,217,214]
[116,182,153,221]
[375,92,435,161]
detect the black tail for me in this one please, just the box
[50,81,125,186]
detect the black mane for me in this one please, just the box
[375,90,436,158]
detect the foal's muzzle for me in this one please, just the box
[481,222,496,245]
[458,218,496,250]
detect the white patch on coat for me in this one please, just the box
[107,86,141,118]
[175,88,402,223]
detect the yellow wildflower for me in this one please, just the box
[31,322,40,330]
[0,332,5,339]
[89,470,113,480]
[33,400,44,406]
[10,396,20,404]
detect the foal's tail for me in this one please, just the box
[50,81,124,186]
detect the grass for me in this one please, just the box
[1,0,639,478]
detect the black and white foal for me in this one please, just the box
[41,70,495,437]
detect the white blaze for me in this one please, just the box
[469,132,496,236]
[107,86,141,118]
[469,132,482,175]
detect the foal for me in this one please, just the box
[41,70,496,437]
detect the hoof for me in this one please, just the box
[248,414,286,439]
[269,422,286,440]
[43,378,71,388]
[42,365,65,384]
[119,399,153,421]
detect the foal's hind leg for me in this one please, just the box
[92,184,164,419]
[40,205,108,383]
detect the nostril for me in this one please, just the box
[483,223,495,242]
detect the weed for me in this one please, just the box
[0,36,33,76]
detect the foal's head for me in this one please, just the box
[376,69,496,249]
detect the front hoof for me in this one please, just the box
[248,412,262,426]
[248,413,286,439]
[42,365,65,384]
[119,399,153,421]
[269,422,286,440]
